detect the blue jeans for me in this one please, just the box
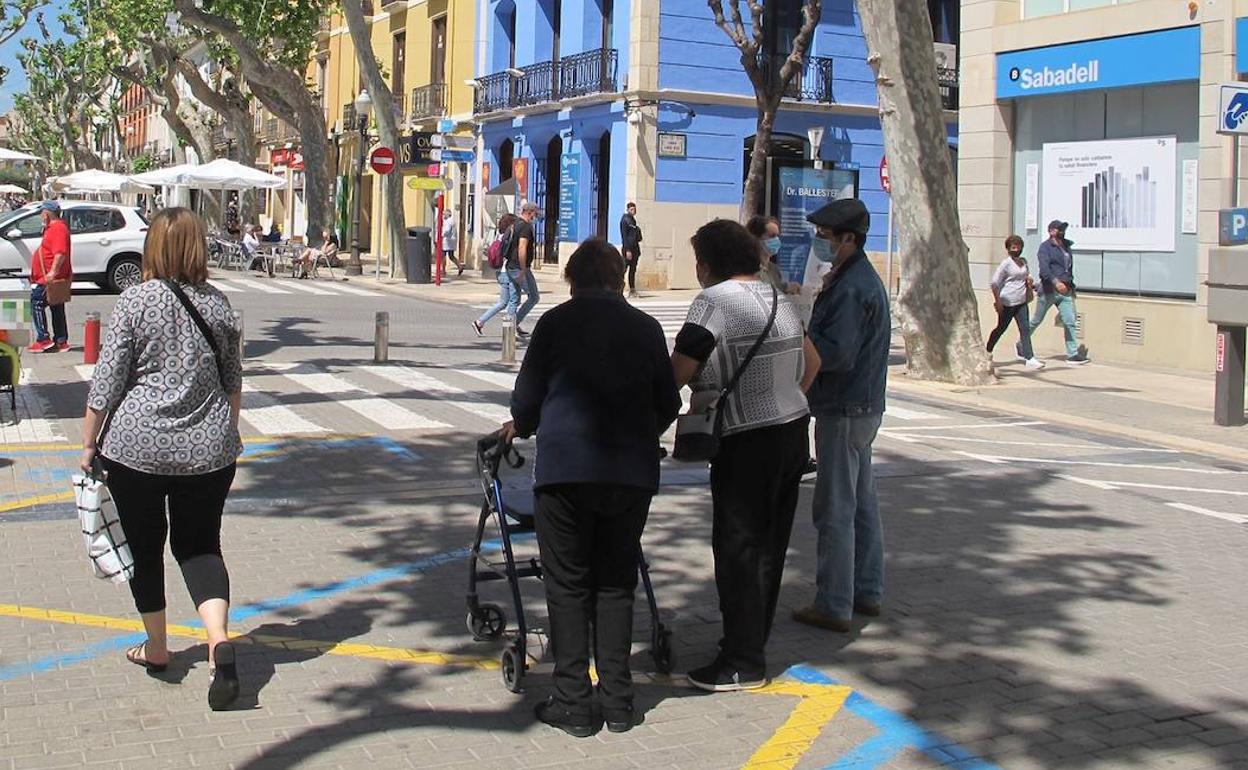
[31,284,68,344]
[1028,289,1079,357]
[477,269,521,326]
[516,269,540,325]
[812,413,884,619]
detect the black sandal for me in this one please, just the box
[125,641,168,673]
[207,641,240,711]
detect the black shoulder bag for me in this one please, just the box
[164,280,228,392]
[672,284,779,462]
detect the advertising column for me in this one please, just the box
[776,165,858,320]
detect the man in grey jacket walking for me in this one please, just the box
[1025,220,1089,364]
[791,198,891,633]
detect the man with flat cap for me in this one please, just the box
[1026,220,1088,364]
[792,197,891,633]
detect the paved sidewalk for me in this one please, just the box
[890,343,1248,464]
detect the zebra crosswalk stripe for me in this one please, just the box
[207,279,242,292]
[361,365,512,425]
[324,282,384,297]
[885,406,947,421]
[282,370,451,431]
[280,281,339,296]
[240,383,329,435]
[231,278,292,295]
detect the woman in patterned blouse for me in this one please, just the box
[80,208,244,711]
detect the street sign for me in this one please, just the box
[407,176,453,191]
[437,118,455,134]
[880,156,891,194]
[441,135,475,150]
[401,132,440,166]
[1219,84,1248,135]
[426,164,441,177]
[370,146,397,175]
[439,149,476,164]
[1219,207,1248,245]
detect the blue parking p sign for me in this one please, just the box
[1219,208,1248,245]
[1219,85,1248,135]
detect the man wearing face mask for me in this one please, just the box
[791,197,891,633]
[1023,220,1089,365]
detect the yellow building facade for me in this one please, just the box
[314,0,478,267]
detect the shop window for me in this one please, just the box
[1022,0,1139,19]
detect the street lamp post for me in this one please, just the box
[347,89,373,276]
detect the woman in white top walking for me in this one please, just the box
[988,234,1044,370]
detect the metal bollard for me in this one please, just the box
[374,311,390,363]
[83,311,101,365]
[233,310,244,361]
[501,320,516,364]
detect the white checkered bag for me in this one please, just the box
[72,473,134,584]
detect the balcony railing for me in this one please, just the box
[342,103,357,130]
[410,83,447,122]
[474,48,620,115]
[756,53,835,104]
[474,72,512,114]
[558,48,618,100]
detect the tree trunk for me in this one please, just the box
[341,0,408,279]
[743,94,778,217]
[171,0,330,246]
[856,0,992,386]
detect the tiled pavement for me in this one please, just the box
[3,286,1248,769]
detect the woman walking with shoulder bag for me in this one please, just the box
[79,207,244,710]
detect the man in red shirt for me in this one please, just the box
[29,200,72,353]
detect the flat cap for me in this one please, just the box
[807,197,870,234]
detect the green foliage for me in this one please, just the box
[129,152,156,173]
[0,1,43,87]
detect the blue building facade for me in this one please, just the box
[473,0,958,288]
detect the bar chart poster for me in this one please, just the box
[1041,136,1177,252]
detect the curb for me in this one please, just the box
[887,376,1248,466]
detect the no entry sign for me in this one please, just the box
[880,156,891,194]
[370,146,397,175]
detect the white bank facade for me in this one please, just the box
[958,1,1248,371]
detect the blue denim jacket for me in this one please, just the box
[805,249,890,417]
[1036,238,1074,293]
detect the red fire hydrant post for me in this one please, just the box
[84,311,101,365]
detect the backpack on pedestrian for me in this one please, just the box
[487,226,513,270]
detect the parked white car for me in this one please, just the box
[0,201,148,292]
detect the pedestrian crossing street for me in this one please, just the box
[0,358,952,446]
[205,277,385,297]
[479,301,695,340]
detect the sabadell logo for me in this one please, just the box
[1009,60,1100,89]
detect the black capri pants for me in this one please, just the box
[102,458,236,614]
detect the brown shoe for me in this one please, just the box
[854,600,882,617]
[791,605,852,632]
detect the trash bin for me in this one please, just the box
[405,226,432,284]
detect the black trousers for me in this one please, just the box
[534,483,652,716]
[103,459,236,614]
[625,252,638,291]
[986,302,1034,359]
[709,417,810,677]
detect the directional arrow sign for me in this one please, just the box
[439,149,476,164]
[441,135,475,150]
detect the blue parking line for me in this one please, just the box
[0,542,489,682]
[784,665,1002,770]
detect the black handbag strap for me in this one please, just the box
[163,280,228,392]
[716,284,779,409]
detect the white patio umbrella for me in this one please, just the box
[0,148,40,163]
[52,170,154,195]
[129,163,195,188]
[0,184,28,194]
[176,158,284,190]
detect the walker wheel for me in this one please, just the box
[466,604,507,641]
[652,626,674,675]
[501,644,525,693]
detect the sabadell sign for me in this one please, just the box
[996,26,1198,100]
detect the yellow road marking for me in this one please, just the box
[0,491,75,513]
[0,442,75,452]
[0,604,496,669]
[740,681,853,770]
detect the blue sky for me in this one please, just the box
[0,0,72,115]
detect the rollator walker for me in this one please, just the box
[466,431,673,692]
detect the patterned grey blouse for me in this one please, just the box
[88,280,243,475]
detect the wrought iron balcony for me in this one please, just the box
[410,83,447,123]
[342,103,357,130]
[514,61,557,107]
[474,72,512,114]
[473,48,620,115]
[756,53,835,104]
[558,48,618,100]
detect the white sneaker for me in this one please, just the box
[1014,342,1027,362]
[1025,358,1046,370]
